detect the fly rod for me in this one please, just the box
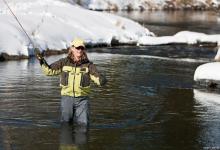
[2,0,43,58]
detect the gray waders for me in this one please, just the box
[61,96,89,126]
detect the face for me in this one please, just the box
[70,46,85,59]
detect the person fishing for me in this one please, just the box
[37,38,107,126]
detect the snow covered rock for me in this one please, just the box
[194,62,220,88]
[194,45,220,88]
[138,31,220,46]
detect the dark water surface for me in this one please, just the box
[1,11,220,150]
[114,10,220,36]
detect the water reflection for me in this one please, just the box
[116,11,219,24]
[113,11,220,35]
[193,89,220,148]
[59,123,88,150]
[194,89,220,107]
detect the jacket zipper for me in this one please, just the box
[73,63,77,97]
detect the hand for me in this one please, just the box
[34,48,43,60]
[35,52,46,66]
[34,48,47,65]
[36,53,43,60]
[99,74,107,86]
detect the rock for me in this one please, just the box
[0,53,28,61]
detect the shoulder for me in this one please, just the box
[53,57,67,63]
[82,60,94,67]
[61,57,72,64]
[88,62,99,73]
[53,57,69,66]
[88,61,93,65]
[57,57,68,65]
[87,61,95,67]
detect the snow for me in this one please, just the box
[0,0,153,56]
[138,31,220,46]
[87,0,168,10]
[194,44,220,84]
[83,0,220,10]
[194,62,220,81]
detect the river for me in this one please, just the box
[0,11,220,150]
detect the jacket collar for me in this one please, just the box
[67,56,89,66]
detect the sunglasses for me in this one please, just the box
[74,46,85,51]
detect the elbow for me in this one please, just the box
[99,75,107,86]
[42,71,51,76]
[41,65,53,76]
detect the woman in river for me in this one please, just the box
[37,38,107,126]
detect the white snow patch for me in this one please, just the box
[138,31,220,46]
[194,62,220,81]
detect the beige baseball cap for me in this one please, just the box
[71,38,85,47]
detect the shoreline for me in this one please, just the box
[88,4,220,12]
[0,42,218,62]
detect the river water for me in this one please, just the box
[0,11,220,150]
[114,10,220,36]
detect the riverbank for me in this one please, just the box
[0,41,218,61]
[85,0,220,11]
[1,0,220,61]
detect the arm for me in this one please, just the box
[39,57,64,76]
[89,63,107,86]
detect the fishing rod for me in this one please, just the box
[2,0,43,58]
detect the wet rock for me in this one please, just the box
[42,49,67,57]
[110,38,120,46]
[0,53,28,61]
[195,79,220,89]
[87,0,220,11]
[0,49,67,62]
[208,82,218,88]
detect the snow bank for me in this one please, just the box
[88,0,166,10]
[0,0,153,56]
[194,62,220,83]
[194,46,220,86]
[138,31,220,46]
[84,0,220,10]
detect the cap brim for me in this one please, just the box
[73,44,85,47]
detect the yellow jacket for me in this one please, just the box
[41,56,106,97]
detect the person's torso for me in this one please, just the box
[60,57,91,97]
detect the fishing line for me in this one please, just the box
[2,0,36,48]
[2,0,44,57]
